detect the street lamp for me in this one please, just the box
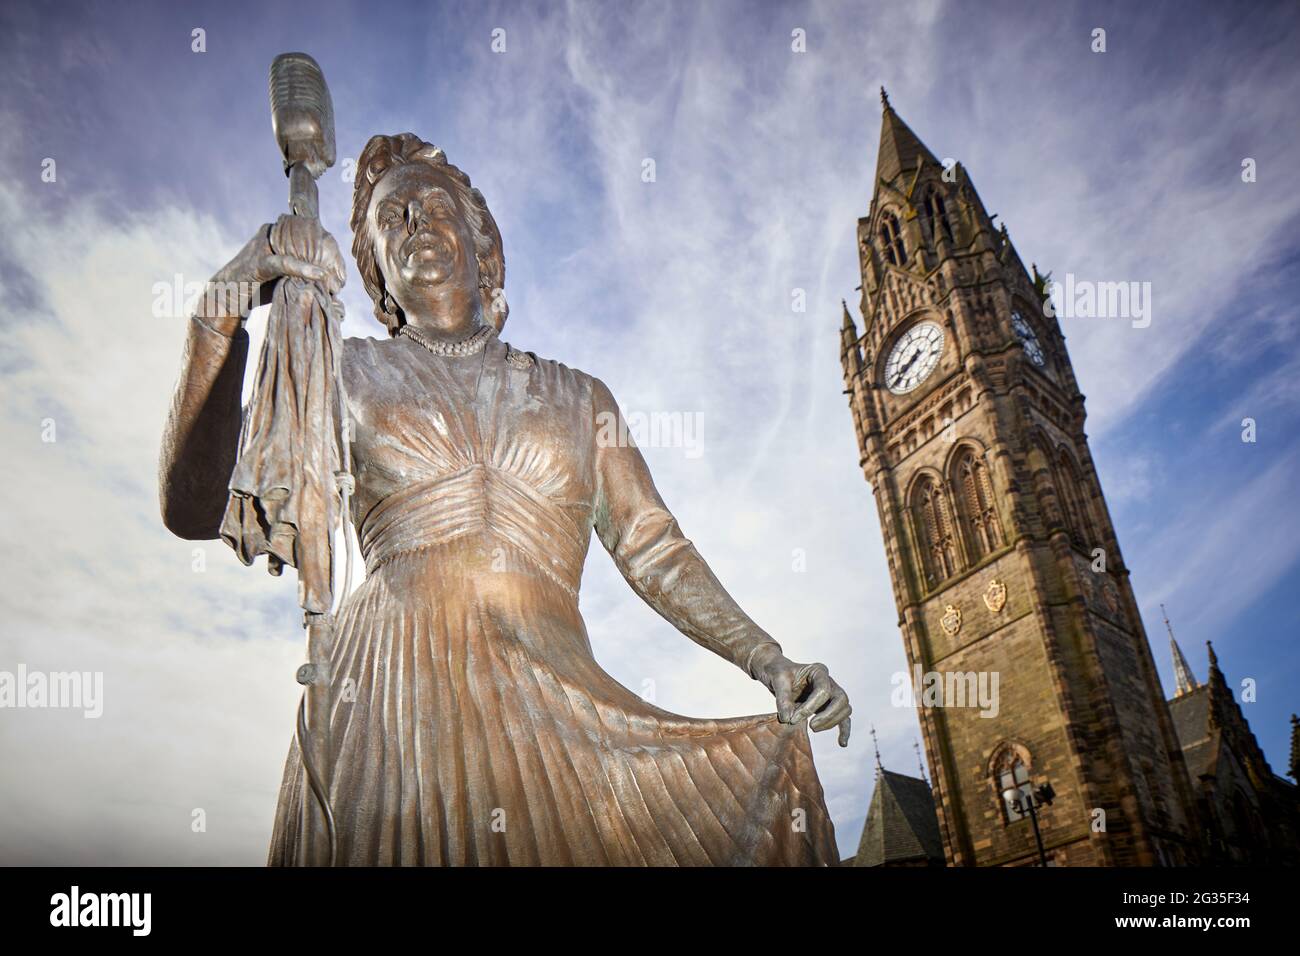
[1003,781,1057,867]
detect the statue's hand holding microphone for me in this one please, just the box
[196,215,345,335]
[195,51,345,336]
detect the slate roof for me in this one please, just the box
[1168,685,1218,780]
[854,769,945,867]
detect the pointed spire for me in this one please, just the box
[1204,640,1227,729]
[875,93,940,186]
[852,764,946,868]
[1289,715,1299,783]
[855,767,945,867]
[914,739,928,785]
[840,299,863,381]
[870,724,883,777]
[1163,604,1199,696]
[1032,263,1054,301]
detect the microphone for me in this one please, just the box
[260,51,345,865]
[268,52,336,218]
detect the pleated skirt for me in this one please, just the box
[268,535,838,866]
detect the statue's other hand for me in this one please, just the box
[753,649,852,747]
[210,215,347,318]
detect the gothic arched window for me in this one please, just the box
[912,475,960,588]
[953,447,1004,560]
[925,189,953,244]
[880,213,907,266]
[1055,450,1097,549]
[993,746,1034,823]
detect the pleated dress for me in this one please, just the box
[268,332,838,866]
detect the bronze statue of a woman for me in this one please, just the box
[160,132,851,865]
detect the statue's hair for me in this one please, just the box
[349,133,507,335]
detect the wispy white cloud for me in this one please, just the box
[1135,439,1300,660]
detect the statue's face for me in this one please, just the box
[368,163,480,312]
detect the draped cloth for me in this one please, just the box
[220,275,345,614]
[265,334,840,866]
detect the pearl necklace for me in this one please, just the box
[399,322,496,357]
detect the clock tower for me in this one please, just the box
[839,92,1202,865]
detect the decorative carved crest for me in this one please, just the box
[941,604,963,636]
[983,579,1007,614]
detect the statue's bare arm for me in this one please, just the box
[590,377,852,744]
[158,216,345,539]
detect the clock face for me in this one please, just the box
[885,321,945,394]
[1012,310,1046,367]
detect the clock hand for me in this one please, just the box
[889,352,920,389]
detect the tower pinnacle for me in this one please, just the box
[1163,604,1200,696]
[874,94,939,186]
[1290,714,1299,783]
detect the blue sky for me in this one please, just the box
[1,0,1298,864]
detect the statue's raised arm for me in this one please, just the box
[157,220,343,539]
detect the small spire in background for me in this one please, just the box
[914,739,928,785]
[1163,604,1200,697]
[870,724,883,777]
[1289,714,1299,784]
